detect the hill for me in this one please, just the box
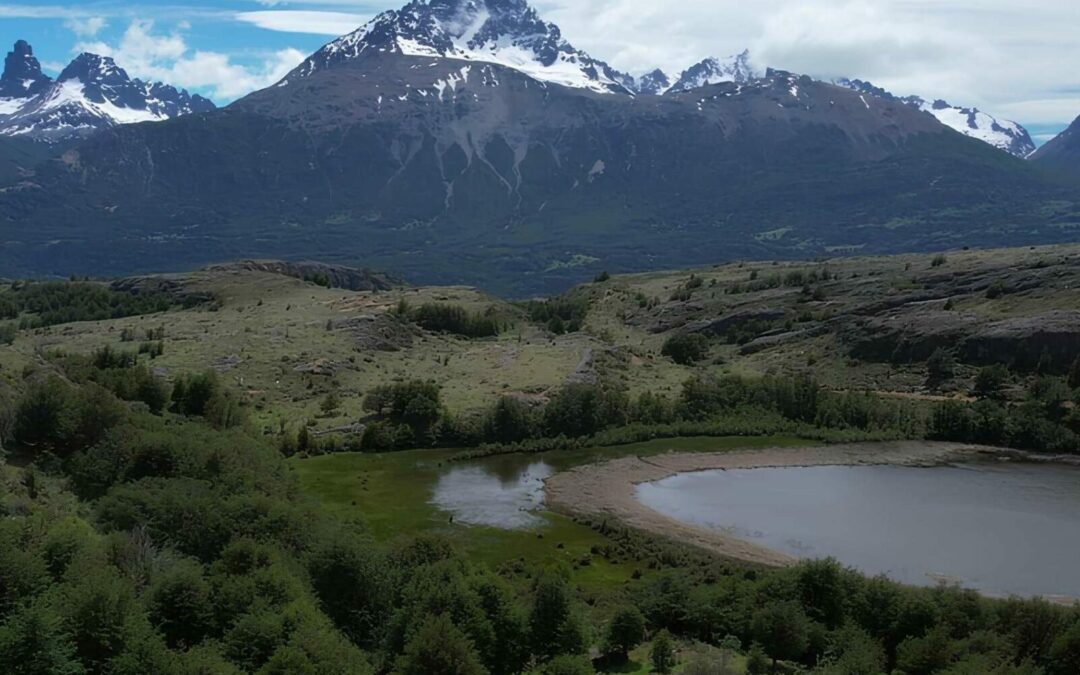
[1032,114,1080,176]
[5,244,1077,433]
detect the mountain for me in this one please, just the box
[287,0,633,95]
[1030,115,1080,175]
[668,51,757,93]
[836,79,1035,158]
[0,40,52,103]
[0,42,215,143]
[634,69,672,96]
[0,0,1075,295]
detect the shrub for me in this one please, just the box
[603,607,645,660]
[973,365,1009,400]
[661,333,711,366]
[412,303,501,338]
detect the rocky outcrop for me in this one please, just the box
[204,261,402,291]
[845,310,1080,372]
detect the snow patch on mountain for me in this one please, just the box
[835,78,1035,158]
[290,0,633,94]
[668,51,758,93]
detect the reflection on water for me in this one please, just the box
[638,462,1080,598]
[431,460,554,529]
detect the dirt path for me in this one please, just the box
[544,441,1003,567]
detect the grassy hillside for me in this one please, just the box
[4,244,1077,439]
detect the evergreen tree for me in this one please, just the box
[530,572,588,660]
[650,630,677,674]
[603,607,645,661]
[0,602,83,675]
[751,602,810,673]
[397,615,488,675]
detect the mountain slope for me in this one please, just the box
[836,79,1035,157]
[1030,115,1080,175]
[0,1,1074,295]
[0,42,215,143]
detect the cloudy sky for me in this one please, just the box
[3,0,1078,142]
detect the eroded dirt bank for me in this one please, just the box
[544,441,1005,566]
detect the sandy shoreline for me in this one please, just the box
[544,441,1006,567]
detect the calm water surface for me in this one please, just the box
[638,462,1080,598]
[430,458,554,528]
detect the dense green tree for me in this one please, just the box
[147,561,214,649]
[662,333,711,366]
[205,389,247,430]
[60,566,143,673]
[1048,621,1080,675]
[171,371,221,417]
[752,602,810,673]
[895,626,957,675]
[603,607,646,661]
[795,559,848,630]
[306,539,391,649]
[816,626,886,675]
[397,615,488,675]
[484,396,537,443]
[542,384,627,439]
[637,570,693,633]
[973,365,1009,400]
[998,597,1064,665]
[13,377,77,449]
[412,303,501,338]
[364,381,443,437]
[927,348,957,388]
[746,643,770,675]
[651,630,677,674]
[0,601,83,675]
[224,610,287,672]
[1069,357,1080,391]
[0,523,50,620]
[530,571,588,661]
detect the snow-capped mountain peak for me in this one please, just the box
[288,0,633,94]
[0,41,215,143]
[835,78,1035,158]
[668,50,758,93]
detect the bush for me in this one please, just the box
[926,348,956,388]
[412,303,501,338]
[364,380,442,440]
[603,607,645,660]
[543,384,627,438]
[651,630,677,674]
[661,333,711,366]
[973,365,1009,400]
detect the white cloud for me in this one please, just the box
[75,20,307,101]
[235,10,370,36]
[64,16,107,37]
